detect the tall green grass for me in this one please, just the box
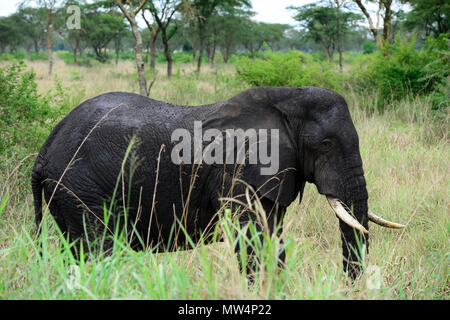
[0,57,448,299]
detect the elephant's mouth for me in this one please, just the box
[325,196,405,233]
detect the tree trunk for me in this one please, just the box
[322,42,333,63]
[197,49,203,73]
[336,2,343,72]
[34,39,39,53]
[383,0,392,43]
[223,44,230,64]
[73,37,79,65]
[116,0,148,96]
[354,0,383,48]
[161,32,172,78]
[197,24,204,73]
[46,9,53,76]
[131,21,148,96]
[209,40,216,65]
[150,36,157,69]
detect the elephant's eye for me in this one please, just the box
[320,139,332,152]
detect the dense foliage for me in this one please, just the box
[355,33,449,110]
[0,62,51,153]
[235,50,344,91]
[234,34,449,114]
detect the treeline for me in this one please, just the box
[0,0,448,95]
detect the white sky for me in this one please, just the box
[0,0,21,16]
[0,0,407,29]
[1,0,313,24]
[251,0,316,25]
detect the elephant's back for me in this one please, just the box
[67,92,193,127]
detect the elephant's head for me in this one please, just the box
[211,86,404,279]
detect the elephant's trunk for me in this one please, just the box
[339,172,370,279]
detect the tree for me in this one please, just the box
[53,0,83,65]
[240,20,274,59]
[290,4,362,63]
[258,23,291,51]
[23,0,65,76]
[333,0,346,71]
[80,5,128,62]
[190,0,250,72]
[403,0,449,37]
[115,0,150,96]
[0,16,24,54]
[13,7,47,53]
[144,0,183,77]
[141,10,160,69]
[215,6,253,63]
[353,0,395,48]
[112,25,131,65]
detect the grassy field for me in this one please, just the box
[0,58,448,299]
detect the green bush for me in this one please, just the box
[119,51,135,60]
[355,34,449,111]
[310,51,328,62]
[235,50,344,91]
[155,51,212,64]
[362,41,377,54]
[0,50,26,61]
[28,52,48,61]
[56,50,96,67]
[0,61,52,153]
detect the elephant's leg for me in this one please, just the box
[233,198,286,282]
[48,195,108,261]
[339,220,369,280]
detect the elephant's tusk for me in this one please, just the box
[326,197,369,234]
[368,210,406,229]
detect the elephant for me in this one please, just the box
[31,86,404,280]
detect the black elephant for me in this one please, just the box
[31,86,404,280]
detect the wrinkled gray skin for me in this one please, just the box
[32,86,369,280]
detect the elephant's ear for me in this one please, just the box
[202,89,301,207]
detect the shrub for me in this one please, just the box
[0,61,52,153]
[155,51,204,64]
[362,41,377,54]
[28,52,48,61]
[235,50,345,91]
[0,50,26,61]
[119,51,135,60]
[56,50,96,67]
[355,34,449,111]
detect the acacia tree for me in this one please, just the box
[290,4,361,63]
[54,1,82,64]
[403,0,449,37]
[144,0,183,77]
[115,0,149,96]
[0,16,24,53]
[327,0,350,71]
[240,20,266,59]
[14,7,47,53]
[141,10,160,69]
[353,0,394,48]
[190,0,250,73]
[81,7,128,62]
[23,0,65,76]
[217,11,247,63]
